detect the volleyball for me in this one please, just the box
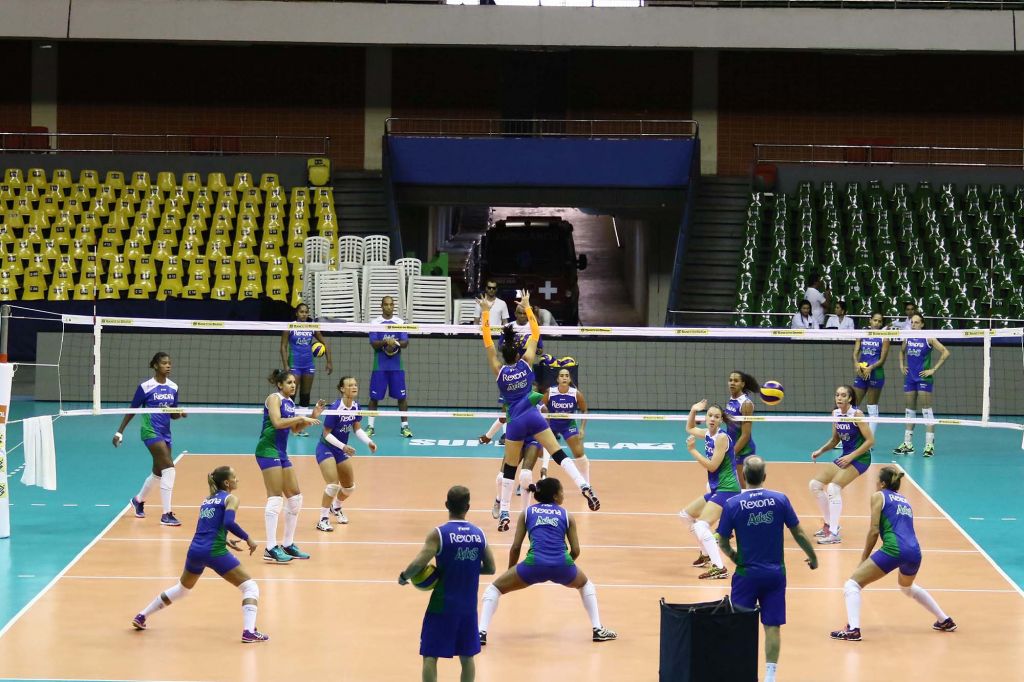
[411,563,440,591]
[311,341,326,357]
[760,380,785,406]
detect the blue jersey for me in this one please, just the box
[130,377,179,442]
[905,338,932,382]
[288,329,314,369]
[878,489,920,558]
[547,387,578,414]
[858,337,884,364]
[369,316,408,371]
[497,359,535,419]
[834,406,871,465]
[255,393,295,458]
[725,393,756,458]
[705,430,740,494]
[426,520,487,615]
[189,490,230,557]
[523,503,573,566]
[717,488,800,576]
[319,398,362,454]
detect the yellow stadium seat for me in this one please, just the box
[259,173,280,191]
[115,198,136,217]
[3,250,23,276]
[87,196,109,218]
[106,210,130,231]
[156,217,179,245]
[52,168,73,189]
[156,278,183,301]
[164,198,186,220]
[178,239,200,262]
[121,186,140,206]
[238,281,260,300]
[213,201,235,221]
[207,173,228,194]
[127,284,151,300]
[14,197,32,218]
[182,172,202,194]
[23,223,45,246]
[4,169,24,190]
[136,211,159,235]
[239,199,260,218]
[142,197,162,218]
[131,171,150,191]
[152,240,173,263]
[262,210,284,233]
[131,267,157,294]
[129,225,151,248]
[73,281,95,300]
[291,187,310,204]
[259,239,282,263]
[307,157,330,187]
[62,197,85,216]
[194,185,213,204]
[50,266,74,290]
[157,172,177,194]
[206,239,230,261]
[69,184,90,203]
[233,172,253,191]
[96,238,120,262]
[237,213,258,235]
[98,283,121,300]
[42,239,60,263]
[170,185,190,206]
[97,184,117,205]
[0,183,14,203]
[232,239,255,262]
[209,286,232,301]
[218,187,238,205]
[314,187,334,202]
[106,267,129,293]
[0,268,18,294]
[186,262,211,295]
[0,284,14,301]
[265,281,288,302]
[243,187,262,206]
[45,182,65,199]
[69,239,89,264]
[104,171,125,190]
[317,213,336,233]
[183,224,204,247]
[184,211,206,235]
[100,224,125,247]
[79,169,99,189]
[122,239,144,263]
[40,195,60,218]
[214,257,237,294]
[56,253,76,274]
[289,214,310,234]
[315,199,334,217]
[0,225,12,245]
[15,239,35,262]
[266,255,289,282]
[29,253,50,276]
[267,186,286,205]
[81,253,104,278]
[20,184,39,202]
[22,267,46,300]
[27,168,47,189]
[47,283,70,301]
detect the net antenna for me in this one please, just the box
[0,304,11,538]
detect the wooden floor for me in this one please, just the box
[1,455,1021,682]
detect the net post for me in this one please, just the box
[981,331,991,423]
[0,361,12,538]
[92,309,102,416]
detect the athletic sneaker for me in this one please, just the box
[316,517,333,532]
[593,627,618,642]
[131,614,147,630]
[582,485,601,511]
[698,565,729,580]
[400,425,413,438]
[295,430,309,438]
[498,435,506,446]
[366,426,375,437]
[539,467,547,480]
[814,524,831,538]
[692,553,711,568]
[160,512,181,527]
[829,626,862,641]
[515,484,522,497]
[479,631,487,646]
[492,498,501,519]
[282,543,310,559]
[264,546,293,563]
[241,629,270,643]
[478,435,492,445]
[333,506,349,524]
[817,533,841,545]
[923,443,936,458]
[498,511,511,532]
[933,617,957,632]
[893,443,914,456]
[130,496,145,518]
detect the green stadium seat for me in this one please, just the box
[964,184,982,216]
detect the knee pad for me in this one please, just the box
[324,483,341,498]
[844,579,861,598]
[518,469,533,487]
[266,496,284,514]
[551,449,567,465]
[826,482,843,499]
[809,479,826,495]
[899,584,913,597]
[160,467,176,490]
[340,485,356,497]
[238,579,259,601]
[286,494,302,512]
[165,581,190,603]
[921,407,935,420]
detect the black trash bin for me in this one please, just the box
[659,597,759,682]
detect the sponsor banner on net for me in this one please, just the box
[409,439,674,450]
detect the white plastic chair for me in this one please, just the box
[302,236,331,309]
[406,276,452,324]
[314,270,360,322]
[362,264,403,322]
[453,298,479,325]
[338,235,364,265]
[363,235,390,265]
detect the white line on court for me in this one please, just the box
[56,574,1018,594]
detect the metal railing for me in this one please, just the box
[386,118,699,138]
[0,132,331,157]
[243,0,1024,7]
[666,310,1024,328]
[754,143,1024,169]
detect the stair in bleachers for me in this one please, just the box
[674,176,750,326]
[331,170,390,234]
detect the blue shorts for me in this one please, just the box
[731,571,786,626]
[834,454,871,475]
[143,436,172,449]
[904,377,933,393]
[315,443,350,464]
[184,549,240,577]
[735,449,755,465]
[420,611,480,658]
[290,365,315,377]
[870,548,921,576]
[505,408,548,442]
[551,421,580,442]
[370,370,407,401]
[515,562,578,586]
[703,490,739,508]
[853,375,885,390]
[256,453,293,470]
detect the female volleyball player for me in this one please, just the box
[893,313,951,458]
[315,376,376,531]
[114,352,185,527]
[680,399,740,579]
[255,369,323,562]
[809,385,875,545]
[852,312,891,435]
[542,367,591,484]
[725,371,760,489]
[478,291,598,533]
[131,466,269,643]
[478,477,617,644]
[830,466,957,641]
[279,302,333,424]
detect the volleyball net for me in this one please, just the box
[4,306,1023,436]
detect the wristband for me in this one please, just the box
[355,428,372,446]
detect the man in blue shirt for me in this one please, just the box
[400,486,496,682]
[367,295,412,437]
[717,457,818,682]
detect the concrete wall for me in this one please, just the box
[35,331,1023,416]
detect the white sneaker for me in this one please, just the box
[817,533,841,545]
[332,506,348,524]
[316,517,333,532]
[491,498,501,519]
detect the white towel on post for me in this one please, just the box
[21,416,57,491]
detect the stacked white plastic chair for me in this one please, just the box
[337,234,365,303]
[406,276,452,324]
[363,235,390,265]
[362,265,403,322]
[314,270,360,322]
[302,236,331,311]
[394,257,422,317]
[453,299,480,325]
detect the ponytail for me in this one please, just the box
[531,478,562,504]
[209,466,233,494]
[879,466,904,491]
